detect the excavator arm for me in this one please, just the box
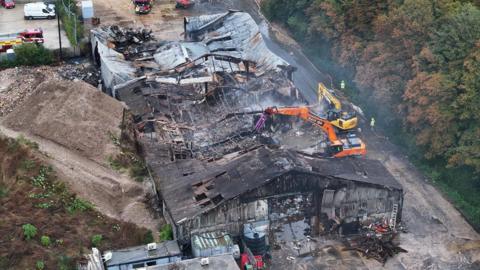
[264,106,342,147]
[318,82,342,111]
[260,106,366,158]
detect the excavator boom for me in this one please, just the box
[318,82,342,111]
[260,106,366,158]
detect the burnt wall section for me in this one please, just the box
[172,171,403,243]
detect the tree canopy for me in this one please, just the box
[262,0,480,173]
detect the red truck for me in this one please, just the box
[0,29,44,53]
[175,0,194,9]
[133,0,152,14]
[0,0,15,9]
[240,254,265,270]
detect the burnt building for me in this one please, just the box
[147,146,403,243]
[90,10,403,248]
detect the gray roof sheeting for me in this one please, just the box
[153,11,289,75]
[185,11,289,73]
[105,241,181,266]
[151,254,240,270]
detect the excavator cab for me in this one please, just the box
[329,111,357,130]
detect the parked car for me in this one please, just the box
[0,0,15,9]
[24,2,55,20]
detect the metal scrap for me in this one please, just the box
[343,234,407,265]
[107,25,154,45]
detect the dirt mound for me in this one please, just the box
[3,79,123,165]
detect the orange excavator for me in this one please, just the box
[256,106,366,158]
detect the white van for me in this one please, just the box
[24,2,56,20]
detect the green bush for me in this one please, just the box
[130,160,148,182]
[22,223,37,240]
[40,235,51,247]
[31,166,52,190]
[0,185,8,199]
[36,260,45,270]
[12,44,53,66]
[91,234,103,247]
[143,230,154,244]
[58,254,74,270]
[159,224,173,241]
[16,135,39,149]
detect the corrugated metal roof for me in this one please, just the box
[191,232,233,250]
[153,11,290,80]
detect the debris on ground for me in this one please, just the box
[57,63,101,86]
[107,25,154,45]
[343,234,407,265]
[100,25,160,59]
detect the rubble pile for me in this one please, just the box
[344,234,407,264]
[103,25,160,59]
[0,67,60,116]
[107,25,154,44]
[58,63,101,86]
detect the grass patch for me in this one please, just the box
[66,198,94,214]
[91,234,103,247]
[108,151,148,182]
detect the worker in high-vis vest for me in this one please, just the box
[370,117,375,131]
[340,80,345,90]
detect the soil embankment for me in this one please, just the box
[0,73,160,232]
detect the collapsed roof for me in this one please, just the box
[146,145,401,224]
[91,11,295,94]
[169,10,290,74]
[91,11,401,231]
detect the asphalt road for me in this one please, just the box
[0,4,71,50]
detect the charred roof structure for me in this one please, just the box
[91,10,403,247]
